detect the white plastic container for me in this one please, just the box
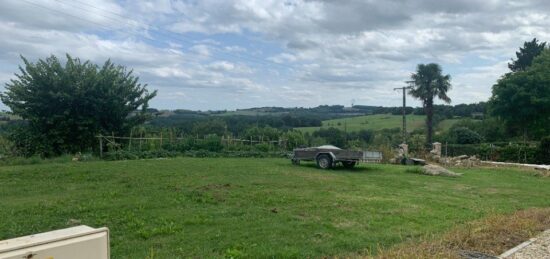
[0,225,109,259]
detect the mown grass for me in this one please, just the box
[1,158,549,258]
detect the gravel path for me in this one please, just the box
[504,229,550,258]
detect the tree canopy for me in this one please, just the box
[409,63,452,145]
[508,38,547,72]
[0,54,156,156]
[490,49,550,138]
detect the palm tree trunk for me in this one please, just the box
[426,98,433,146]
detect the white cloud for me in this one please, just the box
[2,0,550,110]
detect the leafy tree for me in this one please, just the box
[490,50,550,138]
[447,127,483,144]
[409,63,452,145]
[508,38,547,72]
[243,126,281,141]
[283,130,306,150]
[0,55,156,156]
[192,119,227,136]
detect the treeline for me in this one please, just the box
[147,102,487,131]
[370,102,486,118]
[148,114,323,132]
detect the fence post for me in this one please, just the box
[98,135,103,158]
[445,142,448,167]
[111,132,115,150]
[139,132,143,151]
[128,129,133,151]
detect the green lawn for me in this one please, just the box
[1,158,549,258]
[296,114,427,133]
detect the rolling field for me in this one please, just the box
[1,158,549,258]
[296,114,464,134]
[296,114,427,133]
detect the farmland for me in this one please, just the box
[296,114,427,133]
[1,158,549,258]
[295,114,465,134]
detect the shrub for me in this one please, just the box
[537,137,550,164]
[496,145,537,163]
[448,127,483,144]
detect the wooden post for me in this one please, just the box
[128,129,133,151]
[99,135,103,158]
[111,132,115,150]
[139,132,143,151]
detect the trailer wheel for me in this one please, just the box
[316,154,333,169]
[342,161,356,168]
[291,158,300,165]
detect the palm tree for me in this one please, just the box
[409,63,452,145]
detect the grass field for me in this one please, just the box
[296,114,464,134]
[296,114,427,133]
[1,158,549,258]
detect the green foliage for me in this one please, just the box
[444,143,541,164]
[0,135,15,158]
[283,130,307,149]
[408,134,426,153]
[496,145,538,164]
[537,137,550,164]
[448,127,483,144]
[0,54,156,156]
[508,38,547,72]
[409,63,452,144]
[198,134,224,152]
[243,126,281,141]
[192,119,227,136]
[490,49,550,138]
[102,150,287,160]
[312,127,347,147]
[440,118,507,143]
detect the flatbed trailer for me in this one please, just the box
[291,145,363,169]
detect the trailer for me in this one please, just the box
[291,145,363,169]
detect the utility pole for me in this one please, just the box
[394,85,413,144]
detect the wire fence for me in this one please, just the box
[97,134,290,157]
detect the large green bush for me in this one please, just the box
[448,127,483,144]
[0,55,156,156]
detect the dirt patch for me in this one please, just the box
[373,208,550,259]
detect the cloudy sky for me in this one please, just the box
[1,0,549,110]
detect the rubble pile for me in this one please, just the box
[439,155,481,167]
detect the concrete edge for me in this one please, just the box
[498,238,537,258]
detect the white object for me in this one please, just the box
[316,145,341,150]
[0,225,109,259]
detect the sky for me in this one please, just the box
[1,0,549,111]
